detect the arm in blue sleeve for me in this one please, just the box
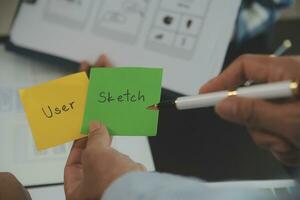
[102,172,270,200]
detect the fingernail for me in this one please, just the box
[201,80,211,88]
[216,98,237,119]
[89,121,101,132]
[199,84,209,93]
[199,78,217,93]
[199,86,206,93]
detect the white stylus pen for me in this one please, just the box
[147,81,299,110]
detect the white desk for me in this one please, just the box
[28,185,65,200]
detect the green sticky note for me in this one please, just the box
[81,67,163,136]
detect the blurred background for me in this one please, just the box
[0,0,300,199]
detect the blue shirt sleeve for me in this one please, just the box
[234,0,293,43]
[102,172,272,200]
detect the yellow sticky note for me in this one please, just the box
[19,72,88,150]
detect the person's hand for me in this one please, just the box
[79,54,113,72]
[64,122,146,200]
[200,55,300,166]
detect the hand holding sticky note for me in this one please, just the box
[81,67,163,136]
[20,67,163,150]
[19,72,88,150]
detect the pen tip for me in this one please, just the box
[146,105,159,110]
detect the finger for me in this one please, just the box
[200,55,272,93]
[87,121,111,147]
[250,130,292,153]
[73,138,88,149]
[272,150,300,166]
[109,135,113,146]
[200,55,300,93]
[65,138,88,166]
[249,129,300,166]
[94,54,113,67]
[79,61,90,72]
[215,96,290,134]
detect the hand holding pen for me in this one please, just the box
[148,40,300,166]
[202,55,300,166]
[149,55,300,166]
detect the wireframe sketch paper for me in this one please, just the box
[11,0,241,95]
[19,72,88,150]
[81,67,163,136]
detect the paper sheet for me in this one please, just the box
[81,67,162,136]
[11,0,241,95]
[0,45,155,186]
[19,72,88,150]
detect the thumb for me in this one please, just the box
[95,54,113,67]
[215,96,282,131]
[87,121,111,147]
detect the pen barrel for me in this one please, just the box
[176,81,294,110]
[236,81,293,99]
[176,91,228,110]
